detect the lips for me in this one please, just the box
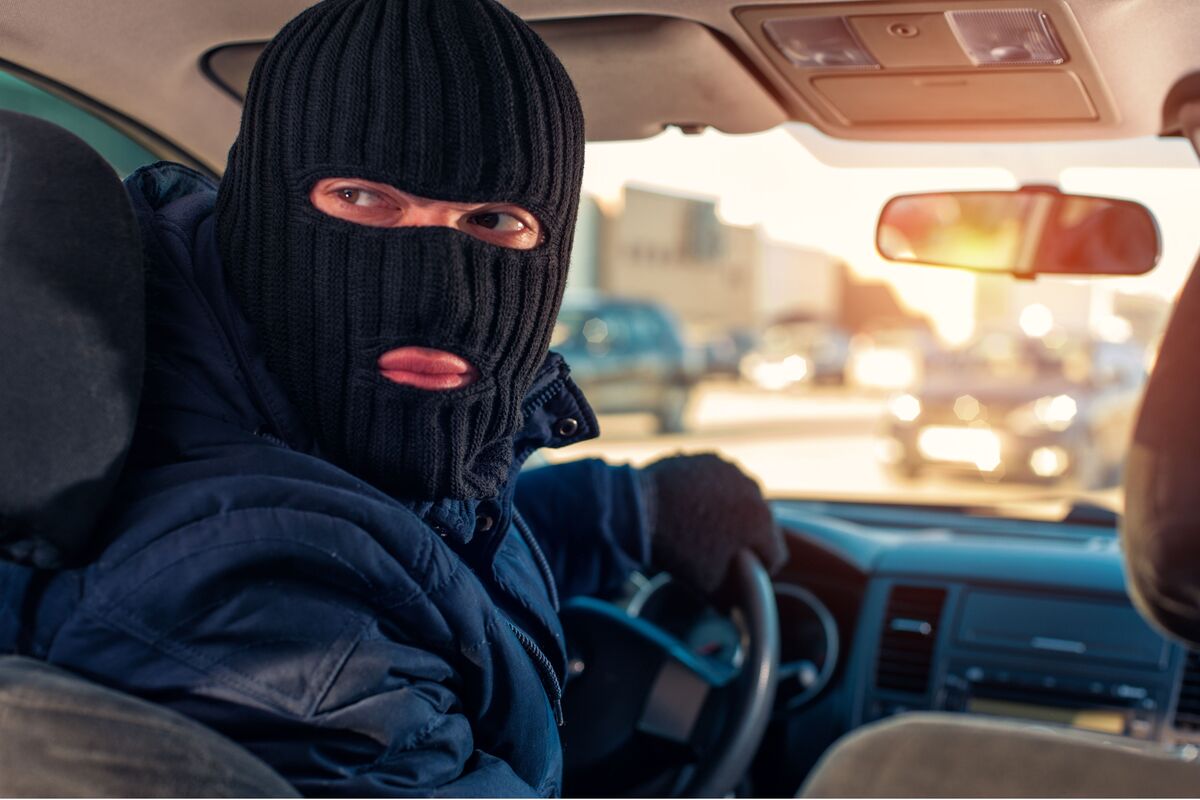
[377,346,479,390]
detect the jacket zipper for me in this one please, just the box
[520,374,567,419]
[513,511,560,612]
[253,426,287,447]
[512,375,569,466]
[504,617,565,726]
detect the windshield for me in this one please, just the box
[541,125,1200,512]
[930,334,1085,384]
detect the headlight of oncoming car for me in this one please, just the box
[741,353,808,390]
[852,348,917,390]
[888,393,922,422]
[1006,394,1078,434]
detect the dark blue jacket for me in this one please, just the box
[1,163,652,796]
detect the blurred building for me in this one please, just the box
[974,273,1101,338]
[567,185,928,341]
[592,186,761,340]
[759,241,843,324]
[837,270,929,335]
[565,195,604,295]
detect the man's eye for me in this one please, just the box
[470,211,527,233]
[335,188,382,207]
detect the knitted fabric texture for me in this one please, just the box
[215,0,584,499]
[642,453,786,593]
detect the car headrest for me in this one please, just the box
[0,111,143,568]
[1123,260,1200,647]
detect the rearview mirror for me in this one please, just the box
[876,188,1160,277]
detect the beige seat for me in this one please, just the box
[800,712,1200,798]
[0,657,297,798]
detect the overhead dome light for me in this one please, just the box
[946,9,1066,66]
[762,17,879,69]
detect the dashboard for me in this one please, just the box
[663,499,1200,794]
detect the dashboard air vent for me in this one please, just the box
[875,585,947,695]
[1174,650,1200,732]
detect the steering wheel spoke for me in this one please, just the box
[560,551,779,798]
[639,654,718,745]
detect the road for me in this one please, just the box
[539,380,1082,507]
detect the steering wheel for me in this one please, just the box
[559,551,780,798]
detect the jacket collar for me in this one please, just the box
[405,349,598,549]
[124,162,598,548]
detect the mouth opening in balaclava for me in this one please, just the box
[216,0,584,500]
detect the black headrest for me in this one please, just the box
[1123,259,1200,646]
[0,112,143,568]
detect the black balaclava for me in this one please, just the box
[216,0,584,500]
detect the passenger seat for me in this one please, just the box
[800,712,1200,797]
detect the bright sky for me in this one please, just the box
[581,125,1200,343]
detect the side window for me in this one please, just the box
[0,70,157,177]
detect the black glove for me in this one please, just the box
[640,453,787,593]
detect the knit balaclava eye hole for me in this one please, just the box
[215,0,585,500]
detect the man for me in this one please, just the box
[17,0,783,794]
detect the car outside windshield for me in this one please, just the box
[542,125,1200,513]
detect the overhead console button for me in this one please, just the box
[848,13,972,69]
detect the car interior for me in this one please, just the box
[6,0,1200,797]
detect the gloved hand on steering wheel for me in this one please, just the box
[640,452,787,593]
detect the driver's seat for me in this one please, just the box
[0,110,296,797]
[0,657,297,797]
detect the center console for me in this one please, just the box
[859,580,1185,741]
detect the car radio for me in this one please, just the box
[861,586,1181,741]
[939,662,1162,739]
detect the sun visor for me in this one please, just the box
[0,111,144,568]
[531,16,786,140]
[203,16,788,142]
